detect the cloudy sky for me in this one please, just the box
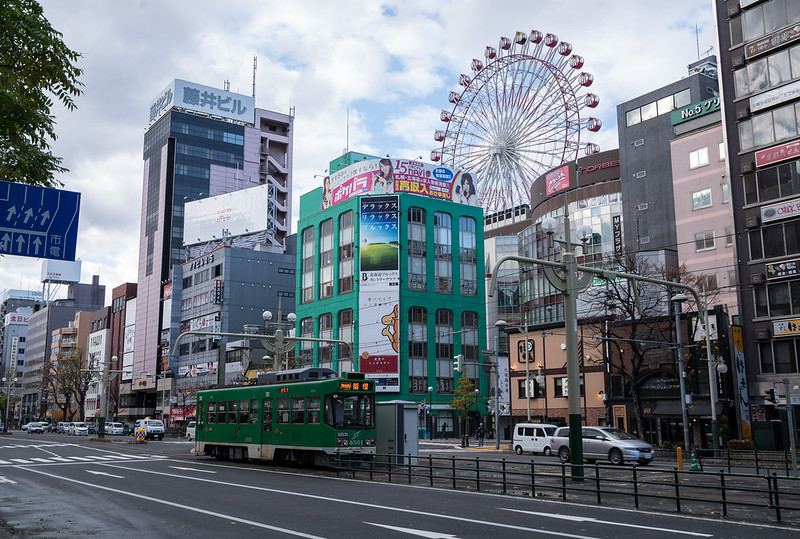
[3,0,716,303]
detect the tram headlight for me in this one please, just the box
[365,438,375,446]
[337,439,349,447]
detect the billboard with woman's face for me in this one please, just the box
[322,158,479,208]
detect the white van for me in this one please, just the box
[512,423,559,456]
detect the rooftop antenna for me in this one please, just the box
[696,24,700,60]
[224,79,230,91]
[252,56,257,99]
[346,108,349,153]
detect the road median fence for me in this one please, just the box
[333,453,800,525]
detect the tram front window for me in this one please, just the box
[325,394,374,429]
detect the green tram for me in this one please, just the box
[195,368,376,466]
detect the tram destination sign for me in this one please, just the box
[0,180,80,261]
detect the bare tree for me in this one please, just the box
[49,348,93,421]
[581,251,716,439]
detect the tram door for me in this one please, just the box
[261,398,273,458]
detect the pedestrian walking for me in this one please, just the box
[476,423,486,447]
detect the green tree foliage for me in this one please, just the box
[0,0,83,187]
[450,370,477,434]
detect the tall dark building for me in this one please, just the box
[134,80,293,385]
[616,59,719,259]
[715,0,800,438]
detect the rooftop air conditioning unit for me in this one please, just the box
[755,328,771,340]
[746,216,760,229]
[751,273,765,284]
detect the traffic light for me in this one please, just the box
[765,388,779,404]
[453,353,464,374]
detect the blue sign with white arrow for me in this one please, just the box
[0,180,81,261]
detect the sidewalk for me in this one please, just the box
[420,437,511,451]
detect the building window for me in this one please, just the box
[407,207,427,291]
[555,377,584,398]
[338,309,353,373]
[299,318,314,368]
[319,219,333,299]
[689,147,709,170]
[759,339,800,374]
[749,220,800,260]
[692,189,712,210]
[318,313,332,369]
[695,230,715,251]
[743,158,800,204]
[737,101,800,152]
[518,378,544,399]
[721,182,730,204]
[459,216,477,296]
[461,311,478,384]
[725,226,734,246]
[698,274,718,292]
[435,309,453,393]
[301,227,315,303]
[339,211,354,294]
[409,306,428,393]
[754,279,800,317]
[434,212,452,293]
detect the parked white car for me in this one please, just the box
[512,423,558,456]
[185,420,196,441]
[69,422,89,436]
[106,422,124,435]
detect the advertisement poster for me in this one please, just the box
[323,158,479,209]
[358,195,400,392]
[732,326,752,440]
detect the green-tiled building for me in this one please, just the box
[294,156,487,437]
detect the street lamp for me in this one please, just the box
[262,305,297,371]
[539,213,594,478]
[3,375,19,432]
[671,285,720,450]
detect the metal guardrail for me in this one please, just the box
[333,453,800,524]
[695,448,799,477]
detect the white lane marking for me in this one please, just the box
[0,460,10,464]
[94,463,601,538]
[0,476,17,484]
[66,456,94,461]
[86,470,124,479]
[20,467,323,538]
[366,523,458,538]
[501,509,713,537]
[28,458,53,463]
[9,459,33,464]
[170,466,216,474]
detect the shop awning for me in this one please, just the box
[650,402,725,417]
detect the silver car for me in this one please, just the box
[551,426,654,465]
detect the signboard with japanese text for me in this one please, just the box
[671,97,721,125]
[750,80,800,113]
[732,326,751,440]
[746,24,800,59]
[766,258,800,279]
[0,180,80,261]
[773,319,800,337]
[755,140,800,167]
[324,158,478,209]
[760,196,800,223]
[358,195,400,392]
[149,79,254,126]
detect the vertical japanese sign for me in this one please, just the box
[358,195,400,392]
[732,326,752,440]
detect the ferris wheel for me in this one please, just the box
[431,30,602,214]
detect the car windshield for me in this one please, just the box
[75,423,86,427]
[147,420,163,427]
[603,428,638,440]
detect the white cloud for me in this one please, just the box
[12,0,715,303]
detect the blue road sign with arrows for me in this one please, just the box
[0,180,81,261]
